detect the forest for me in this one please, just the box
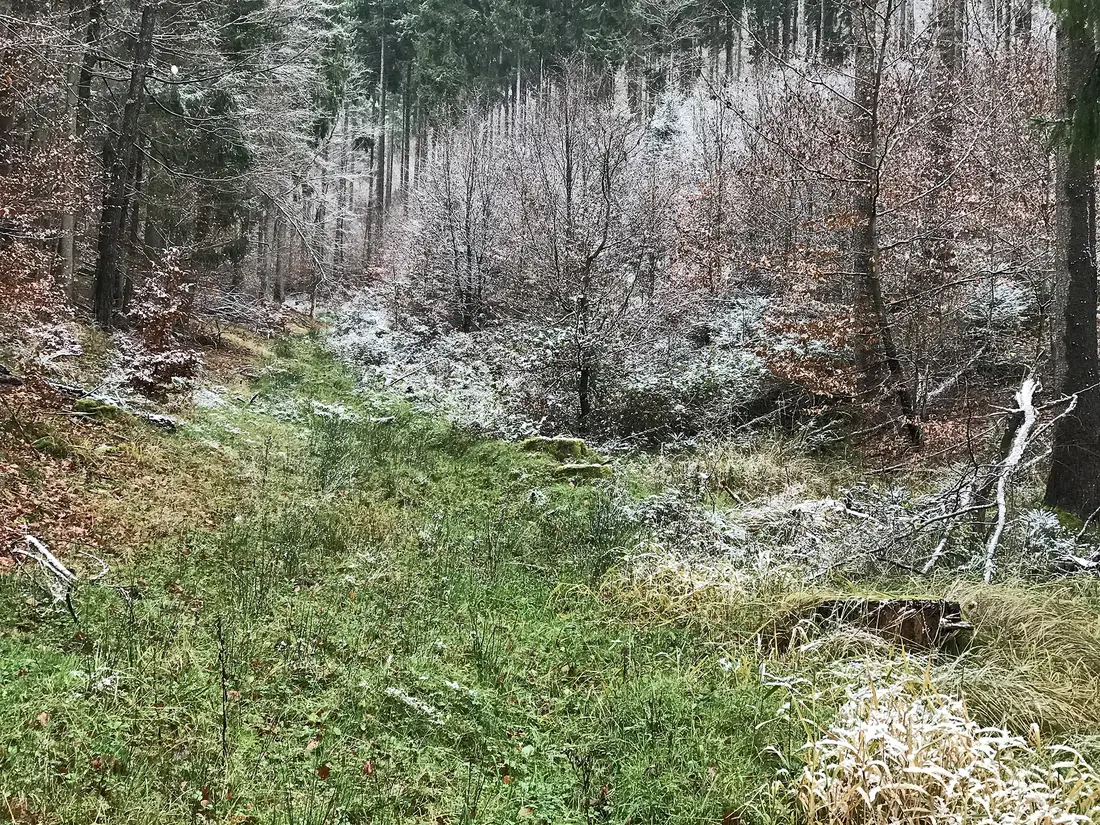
[4,0,1100,823]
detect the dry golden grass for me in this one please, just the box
[800,681,1100,825]
[605,548,1100,738]
[629,435,854,505]
[601,548,814,640]
[935,582,1100,734]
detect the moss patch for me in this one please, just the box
[521,435,602,463]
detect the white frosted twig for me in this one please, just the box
[79,551,110,582]
[13,536,76,589]
[13,536,78,618]
[11,538,128,617]
[984,379,1038,583]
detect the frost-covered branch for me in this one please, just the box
[983,377,1039,583]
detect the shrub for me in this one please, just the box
[126,249,200,393]
[799,682,1100,825]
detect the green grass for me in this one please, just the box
[0,339,802,825]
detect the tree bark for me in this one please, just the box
[401,61,412,196]
[1044,23,1100,520]
[273,209,288,304]
[93,3,155,328]
[55,0,92,293]
[256,206,269,299]
[851,0,922,446]
[925,0,963,282]
[372,34,388,251]
[578,362,593,431]
[122,142,146,311]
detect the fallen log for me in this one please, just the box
[0,364,23,387]
[765,598,973,653]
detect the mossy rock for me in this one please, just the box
[554,463,613,480]
[32,434,74,459]
[521,436,600,462]
[75,397,133,423]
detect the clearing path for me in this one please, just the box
[0,338,798,824]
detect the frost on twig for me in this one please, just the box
[11,536,116,622]
[983,378,1039,583]
[13,535,78,620]
[918,379,1078,580]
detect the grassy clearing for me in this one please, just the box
[6,336,1100,825]
[0,338,803,825]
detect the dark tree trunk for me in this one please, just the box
[93,3,156,328]
[925,0,963,281]
[231,217,248,289]
[0,110,13,183]
[401,61,412,195]
[256,205,270,299]
[335,114,350,266]
[578,363,592,431]
[75,0,104,137]
[0,4,22,180]
[122,143,146,312]
[1044,23,1100,520]
[851,0,922,446]
[373,42,387,251]
[273,212,287,304]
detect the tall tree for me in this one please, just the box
[93,3,157,328]
[850,0,922,446]
[1044,13,1100,520]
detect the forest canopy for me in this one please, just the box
[1,0,1099,520]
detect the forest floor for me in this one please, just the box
[3,328,1100,824]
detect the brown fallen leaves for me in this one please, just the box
[0,381,102,565]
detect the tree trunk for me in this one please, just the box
[336,106,351,266]
[1044,23,1100,520]
[401,61,412,197]
[925,0,963,282]
[93,3,155,328]
[55,0,89,294]
[122,143,146,312]
[578,362,593,431]
[373,36,388,252]
[256,208,269,298]
[273,213,287,305]
[75,0,103,136]
[231,217,248,289]
[851,0,922,446]
[0,15,18,180]
[264,202,278,300]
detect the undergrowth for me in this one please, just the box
[5,336,1100,824]
[0,338,801,825]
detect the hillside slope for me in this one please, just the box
[1,336,802,824]
[3,334,1100,824]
